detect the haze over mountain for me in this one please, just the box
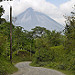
[15,7,64,31]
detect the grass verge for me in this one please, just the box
[0,56,18,75]
[30,62,74,75]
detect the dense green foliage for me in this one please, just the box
[0,22,32,74]
[30,8,75,75]
[0,56,18,75]
[0,3,18,74]
[0,3,6,24]
[12,50,32,63]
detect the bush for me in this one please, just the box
[32,45,65,64]
[50,45,65,62]
[12,50,32,63]
[0,56,18,75]
[0,71,8,75]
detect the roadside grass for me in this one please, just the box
[30,62,74,75]
[0,56,18,75]
[58,70,75,75]
[0,50,32,75]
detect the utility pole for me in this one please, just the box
[10,6,12,64]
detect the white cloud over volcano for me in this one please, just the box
[0,0,75,26]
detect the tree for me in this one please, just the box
[0,0,2,2]
[64,6,75,52]
[0,1,6,24]
[31,26,47,38]
[0,22,14,56]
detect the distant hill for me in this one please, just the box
[15,7,64,31]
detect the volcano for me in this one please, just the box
[15,7,64,31]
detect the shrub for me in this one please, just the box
[0,56,18,75]
[12,50,32,63]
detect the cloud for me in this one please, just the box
[0,0,74,25]
[60,0,75,15]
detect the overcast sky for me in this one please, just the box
[46,0,71,6]
[0,0,75,26]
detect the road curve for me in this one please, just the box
[11,62,65,75]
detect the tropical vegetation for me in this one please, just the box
[0,1,75,75]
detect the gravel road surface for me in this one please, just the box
[11,62,65,75]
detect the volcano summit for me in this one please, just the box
[15,7,64,31]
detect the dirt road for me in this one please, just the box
[11,62,65,75]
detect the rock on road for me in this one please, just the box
[11,62,65,75]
